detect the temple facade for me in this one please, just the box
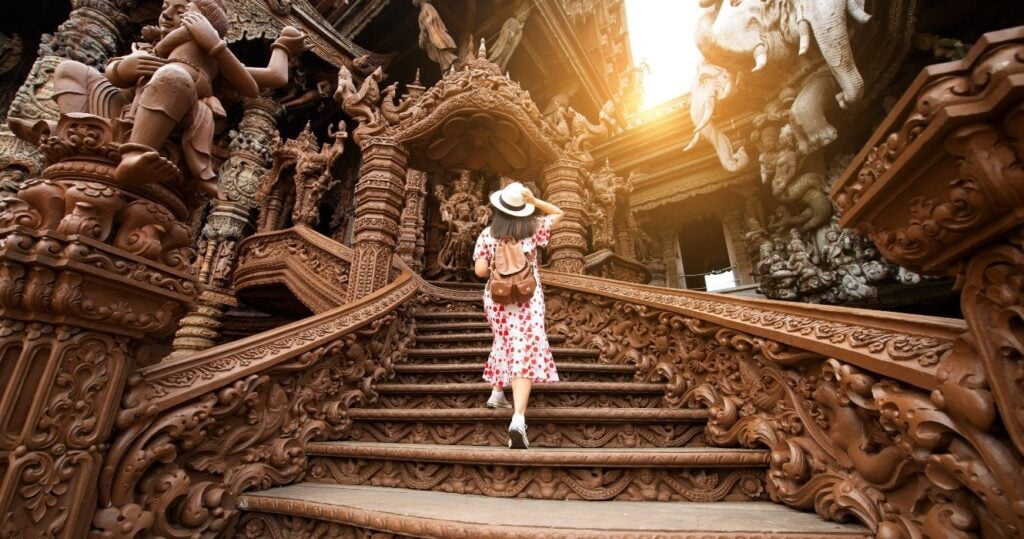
[0,0,1023,537]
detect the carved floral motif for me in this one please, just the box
[544,279,1019,537]
[94,281,416,537]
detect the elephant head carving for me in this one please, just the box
[694,0,870,109]
[685,61,750,172]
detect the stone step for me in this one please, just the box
[404,346,600,364]
[374,381,665,409]
[347,407,707,448]
[392,362,634,384]
[304,442,769,502]
[239,484,871,538]
[413,332,567,347]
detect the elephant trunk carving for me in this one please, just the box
[798,0,870,109]
[685,61,751,172]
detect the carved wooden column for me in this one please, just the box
[4,0,134,179]
[395,169,428,272]
[170,97,280,356]
[543,157,587,273]
[0,114,195,538]
[656,229,684,288]
[346,136,408,301]
[721,208,755,285]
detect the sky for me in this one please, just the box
[624,0,703,110]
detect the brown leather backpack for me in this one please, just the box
[488,236,537,305]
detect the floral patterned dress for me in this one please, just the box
[473,215,559,388]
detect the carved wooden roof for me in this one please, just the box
[394,48,561,179]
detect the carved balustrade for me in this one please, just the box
[234,225,354,314]
[91,272,418,537]
[540,271,1024,538]
[827,26,1024,538]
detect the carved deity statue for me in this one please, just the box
[433,170,490,279]
[15,0,306,197]
[586,162,632,252]
[488,6,530,70]
[413,0,458,71]
[755,123,831,231]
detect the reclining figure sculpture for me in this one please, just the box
[13,0,306,197]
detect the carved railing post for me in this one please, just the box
[831,27,1024,537]
[0,114,196,538]
[543,157,587,273]
[396,169,427,272]
[3,0,134,180]
[347,136,408,301]
[170,97,280,357]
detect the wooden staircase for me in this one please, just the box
[237,308,870,537]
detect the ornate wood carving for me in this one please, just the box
[92,275,417,537]
[391,44,560,180]
[830,30,1024,537]
[307,455,766,502]
[395,169,428,272]
[541,274,1020,537]
[235,226,353,314]
[0,94,197,538]
[543,158,588,273]
[345,137,409,301]
[430,170,491,280]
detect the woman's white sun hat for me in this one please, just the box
[489,182,535,217]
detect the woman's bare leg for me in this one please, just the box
[510,377,532,416]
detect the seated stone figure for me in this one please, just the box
[40,0,306,196]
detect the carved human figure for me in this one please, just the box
[759,125,832,230]
[413,0,457,71]
[488,6,530,70]
[41,0,306,196]
[434,171,490,278]
[438,201,485,277]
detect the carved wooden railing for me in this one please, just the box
[540,271,1013,538]
[234,225,353,314]
[91,271,419,537]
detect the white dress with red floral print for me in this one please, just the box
[473,215,559,388]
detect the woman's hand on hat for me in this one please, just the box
[521,187,536,204]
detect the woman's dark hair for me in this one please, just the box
[490,211,538,241]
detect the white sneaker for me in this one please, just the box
[508,422,529,449]
[486,392,512,409]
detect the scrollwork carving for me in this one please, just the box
[542,279,1021,536]
[96,293,416,537]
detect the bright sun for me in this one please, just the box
[624,0,703,110]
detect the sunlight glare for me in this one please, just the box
[624,0,703,110]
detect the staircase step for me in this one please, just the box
[348,408,707,448]
[239,484,871,538]
[374,381,665,409]
[392,362,632,384]
[413,311,487,321]
[416,320,491,333]
[414,332,567,346]
[305,442,769,502]
[405,346,599,364]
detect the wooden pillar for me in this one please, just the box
[657,229,684,288]
[543,157,587,273]
[171,97,280,357]
[347,136,409,301]
[721,209,755,285]
[0,114,195,538]
[395,169,428,272]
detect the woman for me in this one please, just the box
[473,182,564,449]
